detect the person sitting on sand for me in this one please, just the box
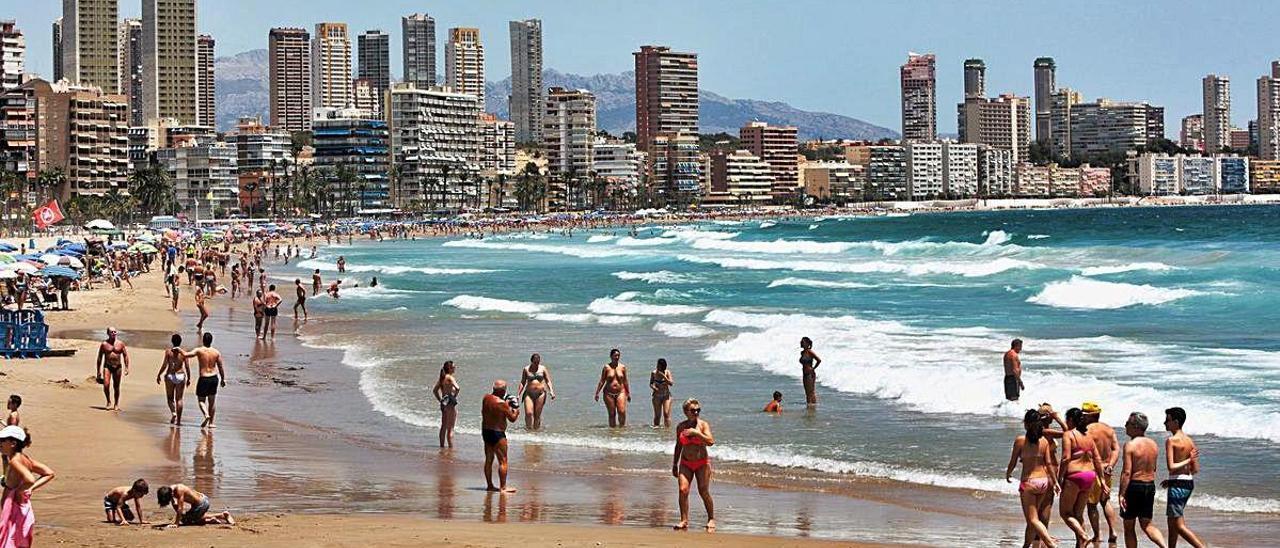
[672,398,715,532]
[156,484,233,527]
[481,380,520,493]
[103,479,149,525]
[5,395,19,426]
[763,391,783,413]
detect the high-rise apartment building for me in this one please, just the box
[268,27,311,133]
[739,121,799,201]
[709,149,773,204]
[401,14,436,89]
[357,30,390,114]
[313,107,391,212]
[479,113,516,175]
[900,52,936,142]
[446,27,485,104]
[1203,74,1231,153]
[1257,61,1280,160]
[963,58,985,99]
[387,82,481,208]
[8,79,128,199]
[1132,153,1249,195]
[634,45,699,153]
[142,0,198,124]
[0,21,22,93]
[229,116,292,213]
[197,34,214,128]
[157,141,239,218]
[116,19,142,124]
[958,93,1032,164]
[312,23,352,110]
[867,145,908,200]
[52,18,63,82]
[62,0,120,93]
[594,139,644,198]
[1180,114,1205,152]
[978,145,1014,196]
[543,87,596,209]
[351,78,377,115]
[649,132,702,201]
[1053,96,1163,160]
[1033,57,1055,143]
[1048,88,1084,158]
[509,19,543,143]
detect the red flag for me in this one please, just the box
[32,200,65,230]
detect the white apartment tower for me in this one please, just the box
[1257,62,1280,160]
[1203,74,1231,153]
[312,22,353,110]
[446,27,485,104]
[0,20,23,92]
[509,19,542,142]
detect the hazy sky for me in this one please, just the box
[16,0,1280,134]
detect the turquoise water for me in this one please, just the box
[285,205,1280,515]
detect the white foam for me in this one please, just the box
[295,258,497,276]
[443,295,553,314]
[612,270,700,284]
[653,321,716,338]
[1028,276,1203,310]
[689,238,855,254]
[981,230,1010,246]
[767,277,877,289]
[808,224,819,230]
[1027,234,1051,240]
[586,234,616,243]
[679,254,1042,278]
[1079,262,1177,276]
[759,220,777,228]
[338,285,423,300]
[588,294,706,316]
[440,239,637,258]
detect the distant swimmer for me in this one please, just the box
[1004,339,1024,402]
[593,349,631,427]
[327,280,341,298]
[1162,407,1205,548]
[799,337,821,407]
[432,361,460,448]
[370,276,378,288]
[481,380,520,493]
[337,255,346,273]
[672,398,715,532]
[650,358,674,427]
[1119,412,1167,548]
[1006,408,1059,548]
[1083,402,1120,545]
[517,353,555,430]
[763,391,783,413]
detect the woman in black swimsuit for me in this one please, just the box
[518,353,555,430]
[800,337,822,407]
[431,361,460,448]
[650,358,675,427]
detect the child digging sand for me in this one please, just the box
[103,479,149,525]
[156,484,234,527]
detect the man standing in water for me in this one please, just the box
[1119,412,1167,548]
[1162,407,1205,548]
[311,269,322,296]
[594,349,631,427]
[1084,402,1121,545]
[293,279,308,320]
[481,380,519,493]
[96,327,130,410]
[186,332,226,429]
[1003,339,1024,402]
[263,284,282,339]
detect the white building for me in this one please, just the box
[1,20,25,92]
[1131,153,1250,196]
[709,149,773,204]
[312,23,352,110]
[156,141,239,219]
[978,145,1014,196]
[479,113,516,175]
[542,87,595,209]
[388,83,481,209]
[594,140,644,195]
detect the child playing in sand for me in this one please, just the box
[103,479,149,525]
[156,483,234,527]
[6,394,19,425]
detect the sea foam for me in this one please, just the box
[1027,276,1202,309]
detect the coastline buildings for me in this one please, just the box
[594,139,644,201]
[401,14,436,89]
[268,27,311,133]
[542,87,596,209]
[709,149,773,205]
[312,22,352,110]
[6,79,128,200]
[900,52,936,142]
[963,59,984,99]
[509,19,543,143]
[1251,160,1280,193]
[141,0,198,125]
[117,18,142,125]
[445,27,485,104]
[1180,114,1205,152]
[1052,96,1164,160]
[978,146,1015,196]
[387,82,481,209]
[229,116,291,214]
[1202,74,1231,153]
[478,113,516,175]
[958,92,1032,164]
[196,34,214,127]
[1,20,23,92]
[905,142,978,199]
[739,121,799,202]
[801,161,864,203]
[62,0,121,93]
[52,18,63,82]
[356,30,390,116]
[312,107,391,212]
[634,45,699,200]
[156,139,238,218]
[1033,57,1055,143]
[1257,61,1280,160]
[1131,153,1250,195]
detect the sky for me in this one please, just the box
[15,0,1280,135]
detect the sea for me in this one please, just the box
[272,204,1280,528]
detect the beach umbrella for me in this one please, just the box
[0,270,15,279]
[0,243,16,252]
[4,262,38,274]
[135,232,157,242]
[39,254,65,265]
[128,242,159,254]
[0,255,13,264]
[84,219,116,230]
[39,265,80,279]
[61,256,84,269]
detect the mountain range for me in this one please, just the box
[213,49,898,141]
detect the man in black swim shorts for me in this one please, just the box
[480,380,520,493]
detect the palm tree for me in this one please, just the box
[438,164,453,213]
[129,165,177,218]
[35,168,65,204]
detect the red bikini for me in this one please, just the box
[678,429,709,472]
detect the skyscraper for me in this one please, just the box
[401,14,436,89]
[116,19,142,124]
[312,22,352,110]
[1033,57,1055,143]
[740,121,799,201]
[1257,61,1280,160]
[446,27,485,103]
[197,34,214,128]
[963,58,985,99]
[900,52,936,142]
[0,20,23,92]
[957,94,1032,164]
[62,0,120,93]
[543,87,596,209]
[357,30,390,114]
[509,19,542,142]
[1180,114,1205,152]
[268,27,311,133]
[142,0,198,124]
[633,45,699,152]
[1203,74,1231,153]
[52,18,63,82]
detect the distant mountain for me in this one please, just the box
[214,52,898,140]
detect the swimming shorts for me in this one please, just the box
[1166,479,1194,518]
[1003,374,1021,401]
[481,428,506,446]
[104,496,135,521]
[1088,473,1113,504]
[180,496,210,525]
[196,375,219,398]
[264,307,278,317]
[1120,480,1155,520]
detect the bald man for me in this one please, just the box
[481,380,520,493]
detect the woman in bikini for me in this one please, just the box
[650,358,675,427]
[155,334,192,426]
[1060,407,1108,547]
[517,354,555,430]
[1007,409,1060,548]
[672,398,714,532]
[432,361,460,448]
[593,349,630,427]
[194,285,209,331]
[799,337,822,406]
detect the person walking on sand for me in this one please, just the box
[799,337,822,407]
[1,426,55,546]
[96,327,130,411]
[292,279,308,320]
[185,333,226,429]
[432,361,460,448]
[672,398,715,532]
[156,334,192,426]
[1119,412,1167,548]
[650,358,674,427]
[263,285,282,339]
[194,284,209,331]
[1083,402,1121,545]
[1060,408,1109,547]
[1006,409,1060,548]
[481,380,519,493]
[517,354,556,430]
[1161,407,1205,548]
[1004,339,1024,402]
[167,268,182,312]
[594,349,631,427]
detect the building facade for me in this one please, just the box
[156,141,238,218]
[509,19,542,143]
[312,107,391,212]
[1132,153,1250,195]
[1059,98,1164,160]
[963,58,985,99]
[1202,74,1231,153]
[62,0,120,93]
[387,83,481,209]
[229,116,291,213]
[312,22,352,110]
[116,18,142,125]
[1259,62,1280,160]
[52,18,63,82]
[594,139,643,201]
[1180,114,1205,152]
[801,161,864,203]
[739,121,799,202]
[978,145,1014,196]
[1033,57,1055,143]
[1,20,24,92]
[401,14,436,89]
[867,145,907,200]
[709,149,773,205]
[445,27,484,104]
[13,79,129,200]
[633,45,698,153]
[649,132,702,202]
[268,27,311,133]
[1250,159,1280,193]
[542,87,596,209]
[196,34,214,128]
[958,93,1032,164]
[142,0,198,125]
[356,30,390,116]
[900,52,936,142]
[479,113,516,176]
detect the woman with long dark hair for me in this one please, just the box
[799,337,822,406]
[432,361,460,448]
[1060,407,1108,546]
[1007,409,1060,548]
[650,358,674,427]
